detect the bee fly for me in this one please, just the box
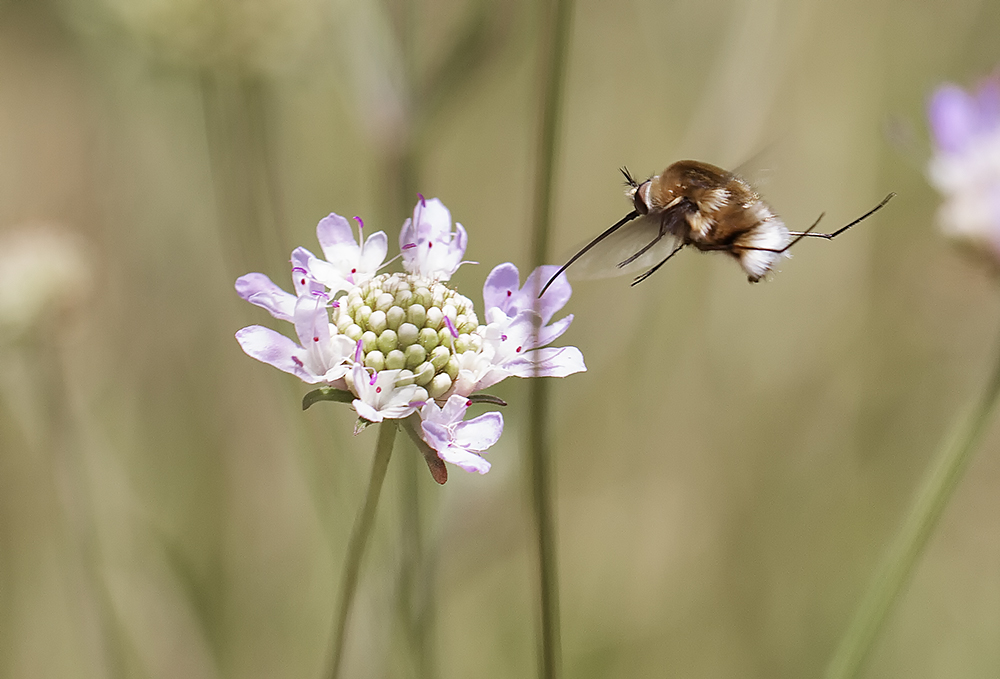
[538,160,894,296]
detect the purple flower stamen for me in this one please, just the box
[291,356,304,367]
[444,315,458,338]
[353,216,364,232]
[402,242,417,250]
[354,339,363,363]
[369,371,378,386]
[417,193,426,208]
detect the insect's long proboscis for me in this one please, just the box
[538,210,641,297]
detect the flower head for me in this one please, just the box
[235,198,585,479]
[928,72,1000,262]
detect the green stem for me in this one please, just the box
[824,333,1000,679]
[328,421,397,679]
[528,0,575,677]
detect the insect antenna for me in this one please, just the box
[538,210,641,297]
[620,167,638,188]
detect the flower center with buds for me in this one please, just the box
[333,272,483,398]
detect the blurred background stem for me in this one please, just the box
[528,0,575,677]
[824,329,1000,679]
[328,421,397,679]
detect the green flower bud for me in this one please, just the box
[361,330,378,353]
[459,315,478,335]
[445,355,460,380]
[377,328,398,354]
[442,303,457,324]
[427,373,452,398]
[419,327,439,351]
[375,292,394,312]
[356,305,372,331]
[414,287,432,307]
[407,304,426,328]
[412,386,429,403]
[385,349,406,370]
[345,324,363,341]
[394,289,413,307]
[364,350,385,371]
[430,345,450,371]
[438,327,454,348]
[425,306,444,331]
[347,294,363,315]
[368,309,387,335]
[386,306,405,330]
[396,369,415,385]
[454,333,471,354]
[405,344,426,368]
[336,313,353,333]
[413,361,435,386]
[398,322,419,347]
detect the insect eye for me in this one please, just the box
[632,182,649,215]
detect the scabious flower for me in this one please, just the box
[928,72,1000,263]
[235,197,586,479]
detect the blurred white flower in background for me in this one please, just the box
[0,223,93,341]
[85,0,330,74]
[928,72,1000,263]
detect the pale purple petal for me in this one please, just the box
[359,231,389,272]
[453,412,503,451]
[436,444,491,474]
[502,346,587,378]
[517,265,571,325]
[438,394,470,423]
[316,213,358,261]
[419,420,452,451]
[235,273,296,321]
[306,255,353,295]
[292,294,331,350]
[399,198,468,279]
[290,247,327,297]
[352,399,384,422]
[482,263,521,313]
[536,314,573,346]
[461,366,510,393]
[930,85,978,154]
[235,325,323,383]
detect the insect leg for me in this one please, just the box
[729,192,895,255]
[631,242,686,286]
[617,217,668,268]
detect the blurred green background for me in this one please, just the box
[2,0,1000,677]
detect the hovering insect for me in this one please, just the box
[538,160,894,296]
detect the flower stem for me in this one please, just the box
[824,333,1000,679]
[328,421,397,679]
[528,0,575,677]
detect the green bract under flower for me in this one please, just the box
[335,273,483,399]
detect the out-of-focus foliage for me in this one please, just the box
[1,0,999,677]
